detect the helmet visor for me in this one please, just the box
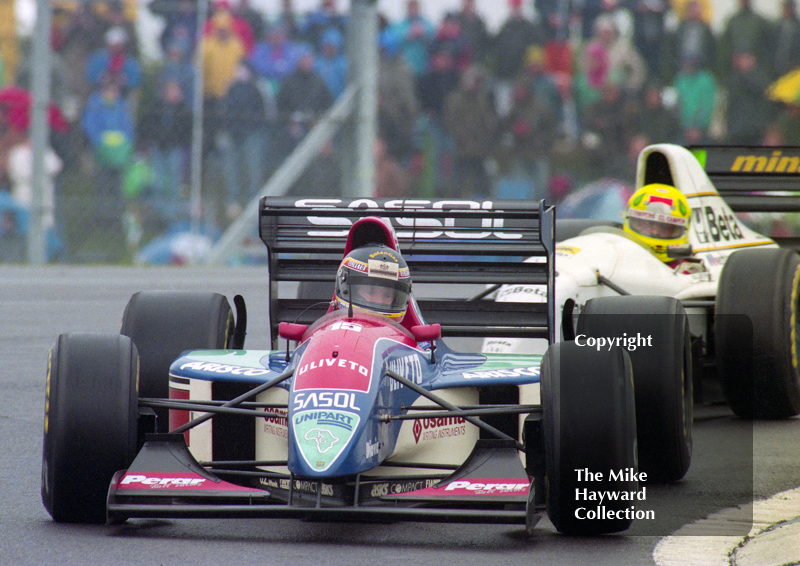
[627,210,688,240]
[348,271,410,315]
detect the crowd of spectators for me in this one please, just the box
[0,0,799,262]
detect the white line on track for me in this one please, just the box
[653,487,800,566]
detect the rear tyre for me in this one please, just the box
[121,291,234,431]
[541,341,637,535]
[41,333,138,523]
[716,248,800,418]
[577,296,692,482]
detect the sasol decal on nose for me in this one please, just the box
[293,391,360,412]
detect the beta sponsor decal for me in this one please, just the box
[692,206,744,244]
[292,409,360,471]
[117,473,257,491]
[394,478,530,498]
[496,284,547,302]
[412,416,467,443]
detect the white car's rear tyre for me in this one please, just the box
[541,341,637,535]
[41,333,138,523]
[577,296,692,483]
[716,248,800,418]
[121,291,234,431]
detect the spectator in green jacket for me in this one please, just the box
[673,55,717,145]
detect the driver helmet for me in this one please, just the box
[624,183,691,262]
[334,245,411,320]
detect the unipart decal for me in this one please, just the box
[117,473,257,491]
[179,361,270,377]
[293,198,523,240]
[461,366,540,379]
[394,478,530,497]
[292,410,361,471]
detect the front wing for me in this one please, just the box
[106,433,536,525]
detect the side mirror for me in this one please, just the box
[411,324,441,344]
[411,324,441,364]
[279,322,308,342]
[667,244,693,259]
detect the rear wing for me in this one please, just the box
[259,197,555,344]
[690,146,800,250]
[689,146,800,208]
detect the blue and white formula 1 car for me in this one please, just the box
[484,144,800,422]
[42,198,688,535]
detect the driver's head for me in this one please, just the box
[334,245,411,320]
[623,183,691,262]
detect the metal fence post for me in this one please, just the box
[28,0,53,265]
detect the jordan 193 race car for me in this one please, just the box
[484,144,800,420]
[42,197,690,535]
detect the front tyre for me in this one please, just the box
[716,248,800,418]
[41,333,139,523]
[541,341,638,535]
[577,296,692,483]
[121,291,234,430]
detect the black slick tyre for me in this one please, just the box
[716,248,800,418]
[41,333,139,523]
[577,296,692,483]
[121,291,234,430]
[541,341,638,535]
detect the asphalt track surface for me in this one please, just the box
[2,266,799,566]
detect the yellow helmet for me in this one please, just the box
[623,184,691,262]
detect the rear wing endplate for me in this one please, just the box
[259,198,555,344]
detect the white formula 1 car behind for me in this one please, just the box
[484,144,800,421]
